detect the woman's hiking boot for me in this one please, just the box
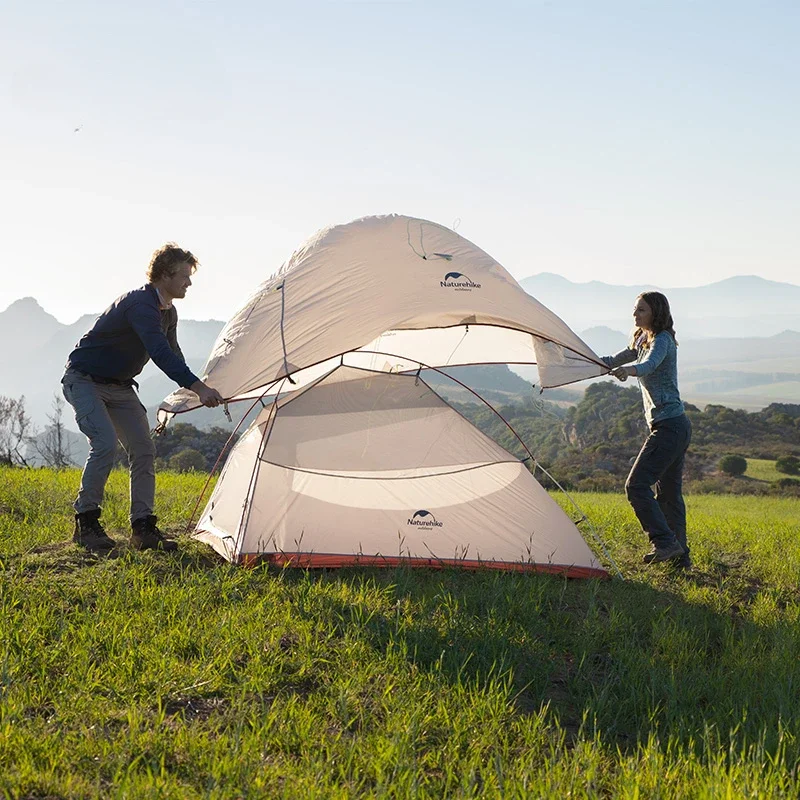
[642,541,685,564]
[131,515,178,552]
[73,510,116,552]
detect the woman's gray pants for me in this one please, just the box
[61,369,155,523]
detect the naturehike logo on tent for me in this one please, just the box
[407,510,443,528]
[440,272,481,291]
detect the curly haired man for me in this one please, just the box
[62,244,223,552]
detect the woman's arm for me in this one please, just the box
[611,333,671,381]
[601,347,638,369]
[633,333,670,377]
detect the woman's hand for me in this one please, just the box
[611,366,629,382]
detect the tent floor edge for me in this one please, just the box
[236,552,609,579]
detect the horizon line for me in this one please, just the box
[4,269,800,325]
[521,273,800,291]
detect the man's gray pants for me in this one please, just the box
[61,369,155,523]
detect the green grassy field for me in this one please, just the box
[1,466,799,798]
[745,458,784,483]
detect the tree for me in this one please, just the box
[718,454,747,477]
[0,395,35,466]
[34,395,76,468]
[154,423,236,468]
[169,448,206,472]
[775,455,800,476]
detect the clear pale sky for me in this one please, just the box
[2,1,798,324]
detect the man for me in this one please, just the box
[62,243,223,552]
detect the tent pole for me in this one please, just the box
[528,460,624,580]
[182,391,272,538]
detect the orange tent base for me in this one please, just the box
[238,551,609,579]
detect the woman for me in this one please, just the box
[602,292,692,569]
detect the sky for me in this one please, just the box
[2,0,799,324]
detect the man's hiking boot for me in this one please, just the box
[73,510,116,552]
[131,515,178,552]
[642,541,685,564]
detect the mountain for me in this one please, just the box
[520,274,800,339]
[0,298,64,354]
[556,326,800,411]
[578,326,629,356]
[24,424,88,468]
[422,365,534,405]
[2,275,799,430]
[0,298,225,430]
[573,326,800,369]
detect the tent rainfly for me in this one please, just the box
[159,214,608,424]
[195,365,608,578]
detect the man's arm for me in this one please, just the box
[165,311,185,362]
[126,303,200,388]
[163,311,223,407]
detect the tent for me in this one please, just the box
[159,214,607,423]
[195,364,607,578]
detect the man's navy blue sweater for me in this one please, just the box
[65,284,199,389]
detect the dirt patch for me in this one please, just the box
[164,694,230,723]
[22,703,57,723]
[161,690,286,730]
[7,545,118,576]
[0,502,26,521]
[710,552,749,576]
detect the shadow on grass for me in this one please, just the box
[5,536,798,765]
[3,530,227,575]
[270,560,800,763]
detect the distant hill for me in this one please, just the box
[422,365,534,406]
[574,326,800,411]
[0,298,64,355]
[3,274,800,429]
[576,326,800,369]
[24,424,88,468]
[520,274,800,339]
[577,326,629,356]
[458,382,800,494]
[0,297,224,429]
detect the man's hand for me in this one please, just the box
[611,366,629,382]
[190,380,224,408]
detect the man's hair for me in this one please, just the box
[147,243,199,283]
[629,291,678,349]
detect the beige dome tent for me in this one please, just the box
[164,214,614,576]
[196,364,607,578]
[159,214,607,424]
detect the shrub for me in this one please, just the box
[687,477,768,496]
[169,448,206,473]
[718,454,747,477]
[775,455,800,476]
[771,478,800,498]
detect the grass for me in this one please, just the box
[745,458,785,483]
[1,467,800,798]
